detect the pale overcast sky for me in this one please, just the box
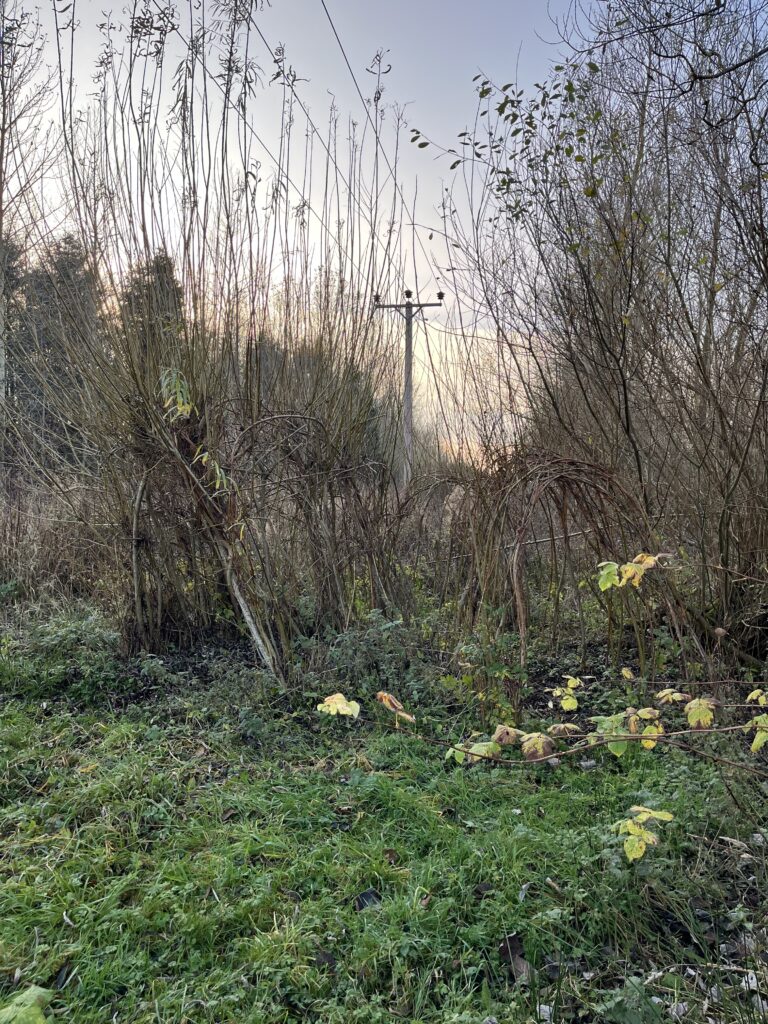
[38,0,573,303]
[56,0,572,228]
[266,0,573,288]
[260,0,570,142]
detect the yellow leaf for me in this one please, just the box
[561,693,579,711]
[656,688,692,704]
[629,806,673,822]
[746,713,768,753]
[685,697,717,729]
[618,562,646,588]
[621,667,635,680]
[317,693,361,719]
[632,552,658,568]
[624,820,657,843]
[641,722,664,750]
[626,708,640,734]
[637,707,659,720]
[563,675,582,690]
[624,834,647,861]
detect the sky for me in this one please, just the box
[259,0,572,248]
[259,0,570,149]
[52,0,573,270]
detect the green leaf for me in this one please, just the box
[466,740,502,764]
[0,989,54,1024]
[607,739,628,758]
[597,561,620,591]
[445,745,467,764]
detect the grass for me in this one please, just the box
[1,654,767,1022]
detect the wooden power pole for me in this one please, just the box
[374,288,444,490]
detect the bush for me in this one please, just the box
[0,606,123,702]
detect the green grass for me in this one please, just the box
[1,678,766,1023]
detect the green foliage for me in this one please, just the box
[454,625,528,722]
[594,977,667,1023]
[303,610,429,705]
[0,607,123,702]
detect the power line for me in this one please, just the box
[141,0,377,288]
[244,11,407,299]
[319,0,440,297]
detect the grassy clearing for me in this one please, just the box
[1,667,766,1023]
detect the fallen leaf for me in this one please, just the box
[498,933,531,984]
[317,693,361,719]
[0,988,54,1024]
[520,732,555,761]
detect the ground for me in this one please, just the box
[1,664,766,1023]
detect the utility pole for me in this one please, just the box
[374,288,444,491]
